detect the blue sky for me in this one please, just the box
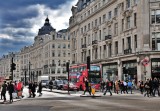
[0,0,77,57]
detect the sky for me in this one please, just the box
[0,0,77,57]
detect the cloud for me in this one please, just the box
[0,0,77,57]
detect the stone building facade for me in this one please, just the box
[0,52,21,81]
[20,17,71,82]
[69,0,160,83]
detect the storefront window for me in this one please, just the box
[122,61,137,82]
[102,64,118,81]
[151,59,160,78]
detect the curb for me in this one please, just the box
[80,95,102,97]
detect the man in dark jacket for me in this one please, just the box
[1,81,7,102]
[38,81,42,96]
[153,78,160,97]
[31,82,36,98]
[8,81,14,103]
[28,81,32,98]
[103,79,112,96]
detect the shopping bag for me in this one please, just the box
[18,91,22,96]
[12,92,18,99]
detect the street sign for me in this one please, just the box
[142,58,149,66]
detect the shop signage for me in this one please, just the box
[142,58,149,66]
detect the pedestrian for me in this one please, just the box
[152,77,160,97]
[120,81,125,94]
[115,80,120,94]
[144,79,150,97]
[49,80,53,91]
[139,81,144,94]
[103,79,112,96]
[149,78,154,96]
[8,81,14,103]
[123,81,128,94]
[1,81,7,102]
[38,81,42,96]
[100,80,105,92]
[28,81,32,98]
[31,82,36,98]
[127,80,133,94]
[83,78,91,95]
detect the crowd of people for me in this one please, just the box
[0,80,23,103]
[0,80,43,103]
[99,77,160,97]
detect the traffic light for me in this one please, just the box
[10,63,16,71]
[87,56,90,70]
[12,63,16,70]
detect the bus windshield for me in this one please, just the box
[70,78,77,83]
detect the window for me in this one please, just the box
[63,51,66,57]
[108,11,112,20]
[52,35,55,40]
[103,14,106,22]
[99,30,101,40]
[52,44,55,48]
[68,44,70,48]
[134,13,137,27]
[114,23,118,35]
[115,41,118,55]
[58,44,61,48]
[121,2,124,11]
[152,32,160,51]
[52,52,55,57]
[58,51,61,57]
[127,37,131,49]
[134,35,137,49]
[122,19,124,31]
[99,17,101,24]
[108,26,111,35]
[126,0,130,9]
[88,23,90,30]
[63,44,66,48]
[81,28,83,34]
[114,8,118,16]
[126,16,130,29]
[84,25,87,32]
[151,10,160,24]
[95,19,97,26]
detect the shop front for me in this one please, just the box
[122,60,137,83]
[102,63,118,81]
[151,58,160,79]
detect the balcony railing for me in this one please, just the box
[92,40,98,45]
[124,48,132,54]
[82,44,87,48]
[105,35,112,40]
[44,65,48,68]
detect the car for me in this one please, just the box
[41,80,49,88]
[63,82,79,91]
[52,80,66,90]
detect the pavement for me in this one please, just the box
[42,88,143,97]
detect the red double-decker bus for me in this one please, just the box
[69,64,101,90]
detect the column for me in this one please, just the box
[118,63,122,80]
